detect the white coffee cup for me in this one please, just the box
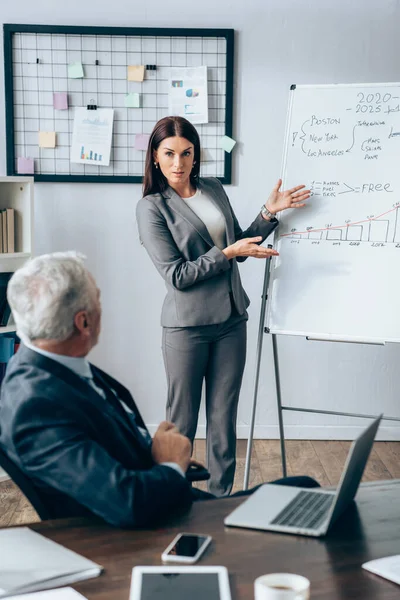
[254,573,310,600]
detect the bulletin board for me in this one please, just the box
[4,24,234,183]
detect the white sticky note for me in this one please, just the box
[68,62,84,78]
[39,131,56,148]
[220,135,236,153]
[125,93,141,108]
[127,65,145,82]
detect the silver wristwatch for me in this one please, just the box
[260,205,276,220]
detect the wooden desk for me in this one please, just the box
[30,481,400,599]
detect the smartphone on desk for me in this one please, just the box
[161,533,212,564]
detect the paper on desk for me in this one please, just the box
[3,588,88,600]
[0,527,102,597]
[362,555,400,585]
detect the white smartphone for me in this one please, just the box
[161,532,212,564]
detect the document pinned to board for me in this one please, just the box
[0,527,102,597]
[70,107,114,166]
[168,66,209,124]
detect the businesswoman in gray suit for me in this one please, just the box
[137,117,309,496]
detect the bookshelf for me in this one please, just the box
[0,176,33,333]
[0,176,32,478]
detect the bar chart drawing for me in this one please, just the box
[393,208,400,243]
[326,229,342,241]
[368,220,389,242]
[281,205,400,244]
[345,225,363,241]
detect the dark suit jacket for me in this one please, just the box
[136,177,278,327]
[0,345,193,527]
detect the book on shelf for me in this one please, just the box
[6,208,15,253]
[2,210,7,253]
[0,207,15,253]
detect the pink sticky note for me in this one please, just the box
[53,92,68,110]
[135,134,150,151]
[17,157,34,174]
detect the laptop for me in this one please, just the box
[224,415,382,537]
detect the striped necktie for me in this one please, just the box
[89,370,152,447]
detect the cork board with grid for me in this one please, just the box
[4,24,234,183]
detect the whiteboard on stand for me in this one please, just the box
[266,82,400,343]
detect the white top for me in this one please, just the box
[181,188,226,249]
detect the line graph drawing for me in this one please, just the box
[281,204,400,243]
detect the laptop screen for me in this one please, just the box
[325,415,382,530]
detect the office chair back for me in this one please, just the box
[0,446,51,520]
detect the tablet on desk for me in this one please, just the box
[130,566,232,600]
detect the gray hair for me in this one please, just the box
[7,251,96,343]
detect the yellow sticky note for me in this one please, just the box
[39,131,56,148]
[127,65,145,82]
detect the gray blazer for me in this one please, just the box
[136,177,278,327]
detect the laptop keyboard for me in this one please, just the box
[270,490,334,530]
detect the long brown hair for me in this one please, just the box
[142,116,201,197]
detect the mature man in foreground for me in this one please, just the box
[0,252,317,527]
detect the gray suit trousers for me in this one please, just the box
[163,310,247,497]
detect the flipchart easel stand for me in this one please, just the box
[243,254,400,490]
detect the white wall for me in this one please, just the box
[1,0,399,440]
